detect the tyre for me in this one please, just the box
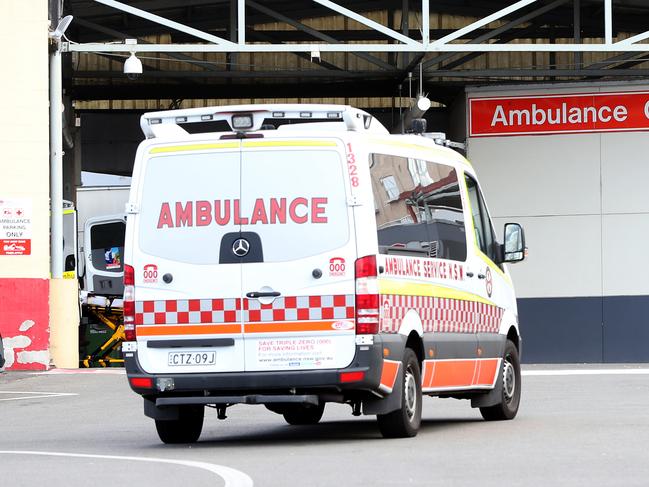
[155,405,204,444]
[480,339,521,421]
[377,348,422,438]
[282,403,325,425]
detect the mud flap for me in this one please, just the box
[144,397,180,420]
[361,366,403,415]
[470,361,503,408]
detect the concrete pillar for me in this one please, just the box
[0,0,52,370]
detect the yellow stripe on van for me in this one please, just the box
[242,140,338,148]
[149,140,337,154]
[378,279,497,307]
[149,142,239,154]
[368,138,474,169]
[477,249,512,284]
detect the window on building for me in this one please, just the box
[408,158,434,187]
[381,176,400,201]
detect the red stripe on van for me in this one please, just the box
[378,359,400,394]
[421,358,501,391]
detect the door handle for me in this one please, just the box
[466,272,475,278]
[246,291,281,299]
[477,273,486,279]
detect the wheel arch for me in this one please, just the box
[507,326,521,352]
[397,309,424,364]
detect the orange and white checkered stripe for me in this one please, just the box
[380,295,503,334]
[134,294,355,326]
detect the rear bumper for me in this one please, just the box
[124,336,399,400]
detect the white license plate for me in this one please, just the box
[168,351,216,366]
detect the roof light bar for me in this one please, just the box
[140,104,389,139]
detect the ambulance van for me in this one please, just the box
[122,104,526,443]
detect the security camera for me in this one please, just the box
[124,52,143,80]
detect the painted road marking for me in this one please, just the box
[33,368,126,375]
[523,369,649,376]
[0,451,253,487]
[0,391,78,402]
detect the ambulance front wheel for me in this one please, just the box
[155,405,204,444]
[480,340,521,421]
[377,348,422,438]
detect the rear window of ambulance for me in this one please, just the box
[137,149,349,264]
[138,151,239,264]
[240,149,349,263]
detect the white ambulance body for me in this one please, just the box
[122,104,526,443]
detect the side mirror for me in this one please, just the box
[503,223,526,263]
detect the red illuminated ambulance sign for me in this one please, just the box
[469,91,649,137]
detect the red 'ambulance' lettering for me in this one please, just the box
[215,200,229,225]
[196,201,210,226]
[157,197,329,229]
[176,202,193,227]
[270,198,286,224]
[289,198,308,224]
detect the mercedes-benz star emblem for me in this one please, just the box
[232,238,250,257]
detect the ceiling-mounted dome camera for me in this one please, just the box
[124,52,143,80]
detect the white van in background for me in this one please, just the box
[122,104,526,443]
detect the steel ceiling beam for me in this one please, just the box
[248,30,343,71]
[423,0,569,70]
[585,51,648,70]
[65,0,649,54]
[312,0,419,47]
[93,0,237,46]
[74,17,222,71]
[69,79,405,100]
[72,27,615,44]
[430,0,538,48]
[65,43,649,53]
[424,68,649,77]
[246,1,394,71]
[73,69,397,78]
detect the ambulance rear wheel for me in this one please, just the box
[377,348,422,438]
[155,405,204,444]
[480,340,521,421]
[282,403,325,425]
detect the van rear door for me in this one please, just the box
[84,215,126,294]
[238,140,357,372]
[132,145,245,374]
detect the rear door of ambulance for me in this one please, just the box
[131,142,245,374]
[238,139,358,372]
